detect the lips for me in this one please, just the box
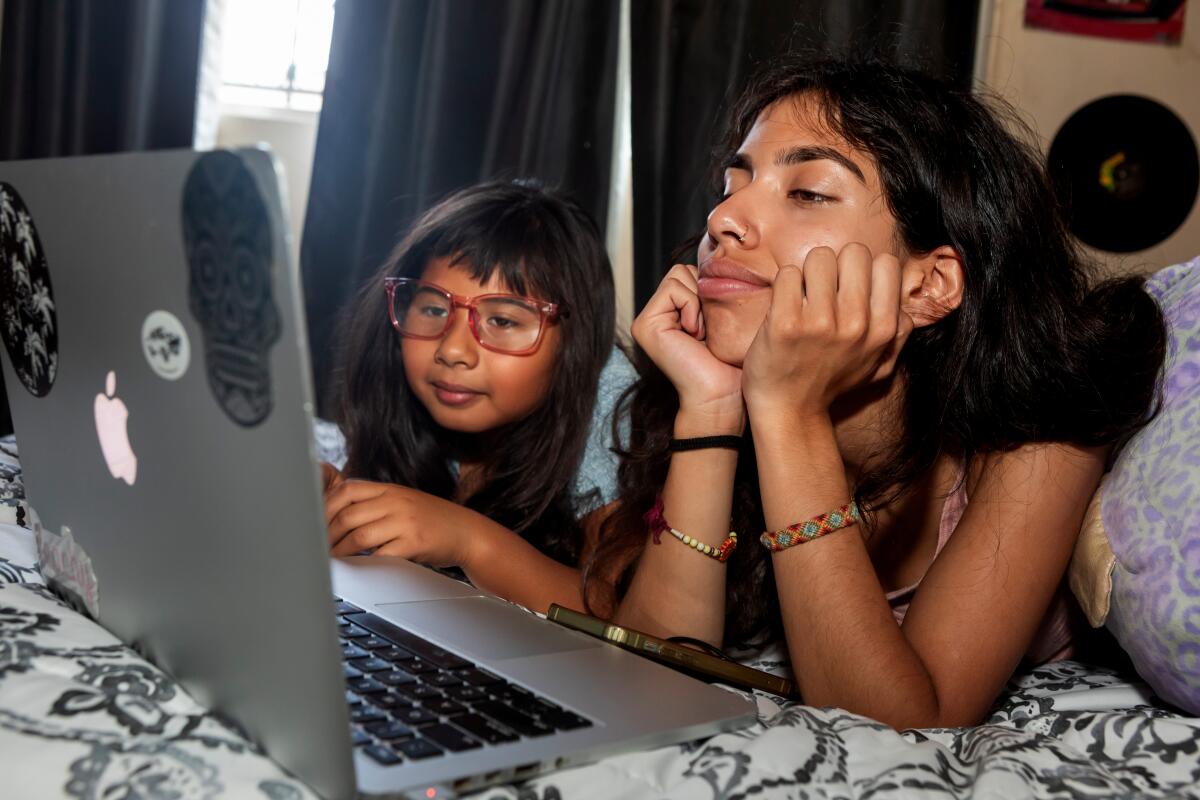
[697,258,771,299]
[430,380,484,407]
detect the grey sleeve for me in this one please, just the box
[312,418,348,470]
[572,347,636,517]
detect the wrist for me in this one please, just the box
[747,401,832,433]
[675,402,745,438]
[456,508,499,573]
[748,405,836,460]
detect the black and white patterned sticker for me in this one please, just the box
[180,152,281,427]
[0,183,58,397]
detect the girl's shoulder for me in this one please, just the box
[573,347,637,514]
[595,345,637,412]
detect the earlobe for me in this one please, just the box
[902,246,964,327]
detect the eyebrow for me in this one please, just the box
[724,146,866,184]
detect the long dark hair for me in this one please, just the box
[335,180,616,564]
[586,56,1166,643]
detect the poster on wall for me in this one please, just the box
[1025,0,1188,44]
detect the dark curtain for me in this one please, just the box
[0,0,206,435]
[0,0,206,159]
[301,0,619,417]
[630,0,982,307]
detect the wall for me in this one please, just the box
[215,107,320,265]
[976,0,1200,273]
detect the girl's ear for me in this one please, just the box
[900,245,964,327]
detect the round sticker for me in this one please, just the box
[0,182,58,397]
[141,310,191,380]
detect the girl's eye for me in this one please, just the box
[485,315,523,330]
[788,189,832,204]
[417,304,449,318]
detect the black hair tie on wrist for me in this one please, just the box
[668,435,742,452]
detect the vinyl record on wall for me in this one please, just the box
[1047,94,1199,253]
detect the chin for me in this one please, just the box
[703,327,754,367]
[423,404,494,434]
[702,307,758,367]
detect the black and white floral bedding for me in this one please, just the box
[3,437,1200,799]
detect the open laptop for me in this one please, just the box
[0,148,754,798]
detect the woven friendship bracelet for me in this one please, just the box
[760,501,861,552]
[643,494,738,562]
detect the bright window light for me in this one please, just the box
[219,0,336,111]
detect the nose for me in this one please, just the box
[434,306,479,368]
[706,196,755,250]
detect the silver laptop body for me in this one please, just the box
[0,148,754,799]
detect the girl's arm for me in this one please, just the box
[612,407,742,646]
[755,407,1103,728]
[743,245,1103,728]
[604,264,746,646]
[326,478,603,613]
[458,510,589,613]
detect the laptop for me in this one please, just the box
[0,148,755,799]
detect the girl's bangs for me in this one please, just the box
[407,210,563,302]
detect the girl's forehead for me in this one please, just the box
[421,255,519,295]
[742,97,857,160]
[738,96,881,189]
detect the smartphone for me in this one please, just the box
[547,604,797,699]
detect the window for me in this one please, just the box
[218,0,336,112]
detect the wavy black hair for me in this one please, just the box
[585,56,1166,643]
[335,180,615,564]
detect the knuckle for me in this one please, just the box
[806,315,835,338]
[840,315,868,340]
[348,529,372,551]
[774,315,804,340]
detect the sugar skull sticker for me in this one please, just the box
[0,183,58,397]
[181,152,281,427]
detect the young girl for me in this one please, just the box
[586,57,1166,729]
[323,180,632,613]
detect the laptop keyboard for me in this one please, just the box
[334,598,592,767]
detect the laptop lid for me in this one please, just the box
[0,148,356,798]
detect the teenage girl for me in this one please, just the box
[323,180,632,613]
[585,58,1166,729]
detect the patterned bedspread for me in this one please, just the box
[2,438,1200,800]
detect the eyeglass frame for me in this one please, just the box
[383,276,569,356]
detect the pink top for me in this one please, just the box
[884,478,1075,665]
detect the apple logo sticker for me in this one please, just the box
[180,151,281,427]
[141,309,191,380]
[0,182,58,397]
[95,370,137,485]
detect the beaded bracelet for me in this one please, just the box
[643,494,738,563]
[760,501,861,552]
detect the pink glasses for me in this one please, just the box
[384,277,567,356]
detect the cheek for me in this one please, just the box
[492,356,555,417]
[399,340,431,387]
[491,328,561,416]
[774,234,832,269]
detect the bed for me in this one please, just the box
[3,436,1199,799]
